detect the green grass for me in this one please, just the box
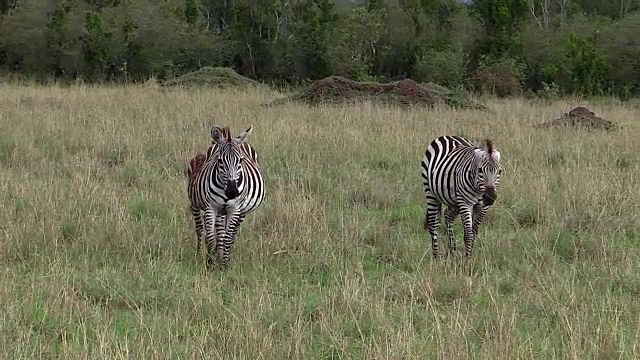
[161,66,261,89]
[0,83,639,359]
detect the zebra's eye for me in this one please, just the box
[478,168,484,174]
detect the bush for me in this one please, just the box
[471,56,524,97]
[536,81,561,101]
[597,13,640,98]
[563,32,607,96]
[521,14,612,97]
[413,47,468,89]
[326,7,385,81]
[0,0,637,97]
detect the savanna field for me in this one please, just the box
[1,83,639,359]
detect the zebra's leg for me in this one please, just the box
[214,214,227,269]
[219,213,245,269]
[425,193,442,258]
[191,206,204,253]
[459,204,476,258]
[472,203,488,239]
[203,207,218,270]
[444,206,459,257]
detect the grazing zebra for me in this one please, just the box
[188,126,265,269]
[420,135,502,258]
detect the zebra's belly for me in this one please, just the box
[235,192,265,214]
[438,194,458,207]
[427,180,457,206]
[214,193,265,216]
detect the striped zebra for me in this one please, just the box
[420,135,502,258]
[188,125,265,269]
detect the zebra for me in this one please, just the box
[187,143,251,254]
[420,135,502,258]
[188,125,265,269]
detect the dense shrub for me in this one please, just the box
[471,56,524,97]
[0,0,637,98]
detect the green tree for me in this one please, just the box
[326,6,385,81]
[270,0,334,82]
[82,10,111,80]
[413,46,469,88]
[472,0,528,59]
[598,12,640,97]
[564,32,607,96]
[184,0,201,26]
[0,0,18,14]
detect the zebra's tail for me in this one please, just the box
[423,210,429,231]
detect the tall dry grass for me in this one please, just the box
[0,83,639,359]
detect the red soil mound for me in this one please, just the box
[284,76,485,109]
[536,106,619,131]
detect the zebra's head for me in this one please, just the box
[475,139,502,206]
[211,125,253,200]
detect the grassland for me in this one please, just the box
[0,83,639,359]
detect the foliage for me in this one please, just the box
[563,32,607,96]
[0,0,638,98]
[325,7,385,81]
[472,0,528,59]
[413,46,469,89]
[471,55,525,97]
[597,12,640,98]
[536,81,562,101]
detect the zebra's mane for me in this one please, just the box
[205,144,217,159]
[482,139,501,164]
[485,139,493,154]
[220,127,232,142]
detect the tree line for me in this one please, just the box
[0,0,638,98]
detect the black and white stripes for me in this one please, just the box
[188,126,266,269]
[187,129,501,267]
[421,135,502,258]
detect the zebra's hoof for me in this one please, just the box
[206,258,216,270]
[206,260,229,271]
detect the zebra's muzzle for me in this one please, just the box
[482,186,497,206]
[225,180,240,199]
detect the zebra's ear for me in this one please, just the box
[474,149,484,165]
[235,126,253,143]
[211,126,225,144]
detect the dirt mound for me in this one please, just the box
[276,76,486,109]
[536,106,619,131]
[162,67,260,89]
